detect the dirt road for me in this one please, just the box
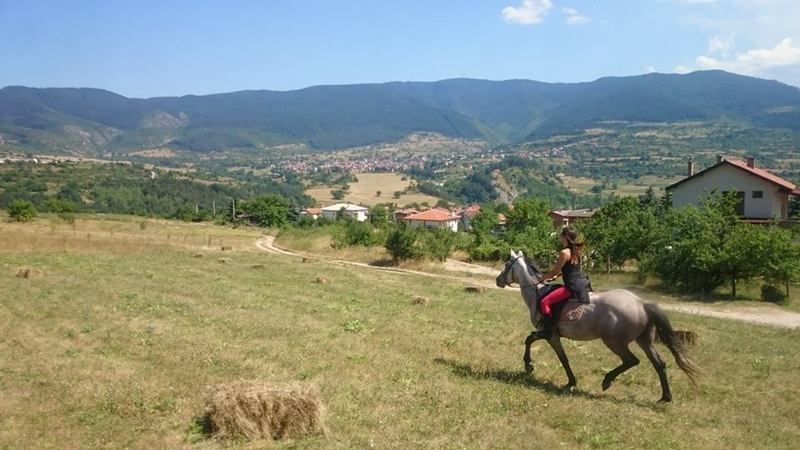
[256,236,800,330]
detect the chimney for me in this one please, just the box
[687,157,695,177]
[746,156,755,168]
[716,155,724,164]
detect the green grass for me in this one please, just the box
[1,216,799,448]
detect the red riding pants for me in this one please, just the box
[540,286,573,317]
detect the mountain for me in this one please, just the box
[1,70,799,154]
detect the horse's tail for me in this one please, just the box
[643,303,700,384]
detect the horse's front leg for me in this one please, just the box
[523,331,537,374]
[547,336,577,389]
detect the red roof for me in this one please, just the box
[304,208,322,215]
[667,158,797,192]
[404,209,459,222]
[726,159,796,191]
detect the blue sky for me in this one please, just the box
[1,0,799,98]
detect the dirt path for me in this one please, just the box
[256,236,800,330]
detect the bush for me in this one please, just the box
[761,284,787,304]
[385,225,418,261]
[418,229,456,262]
[332,220,376,248]
[8,199,37,222]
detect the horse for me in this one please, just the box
[495,250,699,402]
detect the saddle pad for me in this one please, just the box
[559,302,587,323]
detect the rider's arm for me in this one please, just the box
[542,249,570,281]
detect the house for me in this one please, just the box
[402,209,460,232]
[393,208,419,222]
[666,156,799,221]
[550,209,596,228]
[456,204,506,231]
[300,207,322,220]
[320,203,369,222]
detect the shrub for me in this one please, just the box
[418,229,456,262]
[8,199,37,222]
[332,220,376,248]
[385,225,418,261]
[761,284,787,304]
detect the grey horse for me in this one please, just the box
[496,250,698,402]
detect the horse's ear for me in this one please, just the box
[517,250,525,258]
[510,249,517,258]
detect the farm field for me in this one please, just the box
[305,172,441,207]
[2,215,800,448]
[560,175,684,197]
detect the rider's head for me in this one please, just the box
[560,227,583,262]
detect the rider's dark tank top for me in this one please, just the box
[561,253,591,303]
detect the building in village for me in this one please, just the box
[550,209,596,228]
[401,209,460,232]
[320,203,369,222]
[666,156,799,221]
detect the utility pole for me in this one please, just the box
[231,198,236,221]
[212,200,216,216]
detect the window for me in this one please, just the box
[752,190,763,199]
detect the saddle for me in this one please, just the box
[535,283,591,328]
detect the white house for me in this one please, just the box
[402,209,460,232]
[666,156,799,220]
[320,203,369,222]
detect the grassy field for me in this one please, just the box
[305,172,441,207]
[560,175,684,197]
[2,215,800,448]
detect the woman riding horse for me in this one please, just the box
[536,227,591,339]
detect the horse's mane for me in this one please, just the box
[523,256,543,277]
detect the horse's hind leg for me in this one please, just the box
[523,331,537,374]
[547,337,577,389]
[636,334,672,402]
[601,339,640,391]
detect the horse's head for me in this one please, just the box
[496,250,544,288]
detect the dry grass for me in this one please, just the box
[1,214,800,449]
[202,381,326,441]
[305,172,440,207]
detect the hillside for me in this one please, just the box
[1,70,800,154]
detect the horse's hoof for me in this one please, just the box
[562,384,576,394]
[658,396,672,403]
[524,365,533,375]
[602,379,612,391]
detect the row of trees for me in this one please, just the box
[581,191,800,299]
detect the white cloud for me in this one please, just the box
[674,65,692,74]
[695,38,800,75]
[563,7,589,25]
[644,65,657,73]
[708,34,734,55]
[502,0,553,25]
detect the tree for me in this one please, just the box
[376,190,382,197]
[418,228,456,262]
[370,205,389,227]
[385,224,418,261]
[239,194,293,227]
[331,190,346,200]
[8,199,37,222]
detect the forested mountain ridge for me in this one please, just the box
[1,70,799,154]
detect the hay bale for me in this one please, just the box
[221,246,233,251]
[410,295,430,306]
[655,329,698,346]
[202,381,326,441]
[193,253,205,258]
[464,286,485,294]
[15,267,42,278]
[302,257,316,264]
[251,264,266,270]
[218,258,232,264]
[314,275,329,285]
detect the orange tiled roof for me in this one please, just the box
[726,159,796,191]
[404,209,459,222]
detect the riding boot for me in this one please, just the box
[535,314,553,340]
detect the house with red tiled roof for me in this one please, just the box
[300,207,322,220]
[666,156,799,220]
[402,209,461,232]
